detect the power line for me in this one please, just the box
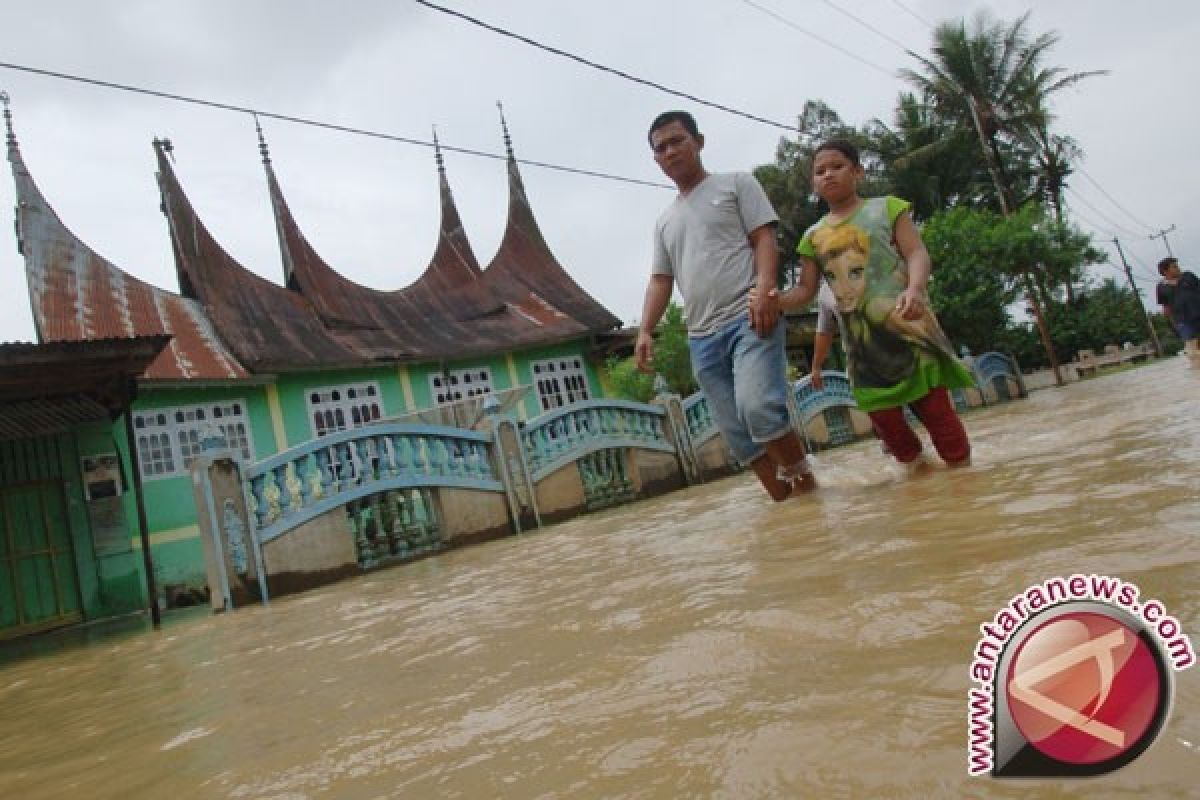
[1068,208,1160,281]
[890,0,934,29]
[734,0,896,77]
[817,0,920,57]
[0,60,673,190]
[414,0,802,133]
[1065,185,1148,239]
[1075,167,1155,232]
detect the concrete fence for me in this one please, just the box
[192,351,1026,609]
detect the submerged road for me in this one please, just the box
[1,360,1197,798]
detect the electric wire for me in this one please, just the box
[733,0,896,76]
[414,0,804,132]
[817,0,920,57]
[1075,167,1156,232]
[0,60,673,190]
[1065,185,1151,239]
[890,0,934,30]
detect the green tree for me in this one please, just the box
[921,206,1014,353]
[899,10,1106,383]
[604,303,695,402]
[869,93,993,220]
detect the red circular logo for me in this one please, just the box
[1005,611,1164,765]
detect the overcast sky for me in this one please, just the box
[0,0,1195,345]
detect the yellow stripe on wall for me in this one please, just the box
[505,354,528,420]
[266,383,288,450]
[399,365,417,411]
[130,524,200,549]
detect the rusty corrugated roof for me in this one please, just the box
[0,336,171,439]
[155,139,364,372]
[480,133,623,335]
[259,126,620,364]
[5,108,248,383]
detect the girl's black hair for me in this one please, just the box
[814,138,861,166]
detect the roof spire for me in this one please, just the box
[497,100,514,160]
[254,114,271,165]
[432,124,445,175]
[2,91,15,150]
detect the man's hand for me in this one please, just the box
[749,285,781,337]
[635,330,655,373]
[894,286,928,321]
[810,369,824,391]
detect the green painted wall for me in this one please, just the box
[407,355,515,413]
[48,344,606,603]
[72,422,149,616]
[510,340,607,418]
[274,367,407,448]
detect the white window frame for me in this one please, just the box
[132,400,255,480]
[306,381,383,438]
[531,355,591,411]
[429,367,494,407]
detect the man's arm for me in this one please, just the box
[635,274,674,373]
[747,223,781,336]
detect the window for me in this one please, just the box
[531,356,590,411]
[429,368,494,406]
[307,382,383,437]
[132,401,254,480]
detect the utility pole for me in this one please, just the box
[1149,224,1176,258]
[1112,237,1163,357]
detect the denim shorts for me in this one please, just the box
[688,313,791,464]
[1177,320,1197,342]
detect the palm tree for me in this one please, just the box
[899,10,1106,383]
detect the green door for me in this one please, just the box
[0,480,82,638]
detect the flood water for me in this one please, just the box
[1,361,1197,799]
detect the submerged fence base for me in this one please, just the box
[192,352,1026,609]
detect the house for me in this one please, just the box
[5,98,622,623]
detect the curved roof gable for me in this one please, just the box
[5,99,246,382]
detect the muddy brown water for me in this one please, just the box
[1,361,1197,798]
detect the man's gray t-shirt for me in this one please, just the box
[652,172,779,337]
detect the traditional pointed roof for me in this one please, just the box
[154,137,363,371]
[481,106,622,333]
[256,119,619,363]
[4,95,247,382]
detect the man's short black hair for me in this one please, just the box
[648,111,700,146]
[1159,257,1178,276]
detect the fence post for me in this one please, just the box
[190,426,268,609]
[653,375,700,486]
[487,396,541,531]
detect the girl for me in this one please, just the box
[764,139,974,467]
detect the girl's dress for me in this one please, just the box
[797,196,974,412]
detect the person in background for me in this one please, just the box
[1156,257,1200,363]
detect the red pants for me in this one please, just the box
[868,387,970,465]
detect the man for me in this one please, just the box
[1156,257,1200,361]
[636,111,819,501]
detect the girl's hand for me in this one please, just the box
[894,287,928,321]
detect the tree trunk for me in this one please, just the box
[965,95,1062,385]
[1023,272,1064,384]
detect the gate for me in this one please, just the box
[0,477,81,638]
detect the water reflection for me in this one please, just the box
[1,362,1197,798]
